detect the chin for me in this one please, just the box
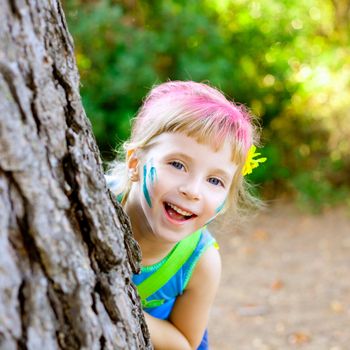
[155,229,190,244]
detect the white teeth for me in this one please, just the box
[167,203,193,216]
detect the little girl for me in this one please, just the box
[107,81,264,349]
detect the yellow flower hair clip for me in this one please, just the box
[242,145,267,176]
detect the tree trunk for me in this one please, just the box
[0,1,151,349]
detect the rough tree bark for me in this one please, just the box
[0,1,151,349]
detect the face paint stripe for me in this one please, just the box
[149,159,157,184]
[215,200,226,214]
[150,166,157,183]
[204,200,226,226]
[143,164,152,208]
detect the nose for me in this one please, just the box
[178,179,202,201]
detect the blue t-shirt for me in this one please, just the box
[133,229,216,350]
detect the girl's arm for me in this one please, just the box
[144,245,222,350]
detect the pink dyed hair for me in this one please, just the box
[131,81,255,157]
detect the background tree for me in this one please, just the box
[0,1,151,349]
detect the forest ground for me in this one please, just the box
[208,201,350,350]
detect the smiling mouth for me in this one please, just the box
[164,202,197,222]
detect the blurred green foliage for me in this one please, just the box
[63,0,350,209]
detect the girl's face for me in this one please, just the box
[129,132,238,244]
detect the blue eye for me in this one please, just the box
[170,161,185,170]
[208,177,224,187]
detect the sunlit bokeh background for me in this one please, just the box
[63,0,350,211]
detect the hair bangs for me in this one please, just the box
[155,106,248,166]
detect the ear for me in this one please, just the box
[127,149,140,182]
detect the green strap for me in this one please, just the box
[137,230,202,302]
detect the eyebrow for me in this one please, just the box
[167,152,193,162]
[212,168,232,180]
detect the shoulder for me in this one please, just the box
[181,228,220,289]
[187,244,221,293]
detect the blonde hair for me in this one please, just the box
[108,81,262,220]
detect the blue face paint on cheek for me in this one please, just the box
[215,200,226,214]
[204,200,226,226]
[143,164,152,208]
[149,159,157,184]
